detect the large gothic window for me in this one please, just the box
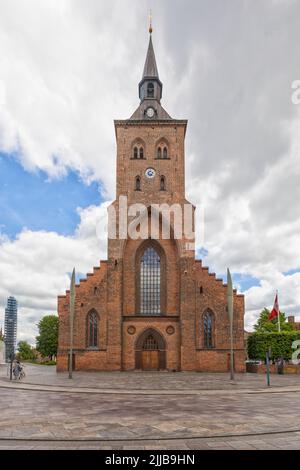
[203,310,214,348]
[140,247,161,315]
[87,310,98,348]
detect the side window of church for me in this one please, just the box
[203,310,214,348]
[87,310,98,348]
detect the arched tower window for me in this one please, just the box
[133,145,144,159]
[163,147,168,159]
[87,310,98,348]
[157,147,162,159]
[147,82,154,98]
[160,176,166,191]
[135,176,141,191]
[203,310,214,348]
[140,246,161,315]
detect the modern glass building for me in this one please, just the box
[4,296,18,362]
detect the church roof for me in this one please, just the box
[142,35,159,79]
[130,100,171,120]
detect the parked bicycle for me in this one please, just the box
[12,360,25,380]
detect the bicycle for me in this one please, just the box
[12,363,25,380]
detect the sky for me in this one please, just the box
[0,0,300,344]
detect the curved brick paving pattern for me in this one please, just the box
[1,366,300,449]
[2,364,300,390]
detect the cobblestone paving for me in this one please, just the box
[1,364,300,390]
[0,365,300,450]
[2,432,300,450]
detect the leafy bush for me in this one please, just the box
[17,341,37,361]
[247,332,300,361]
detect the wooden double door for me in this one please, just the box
[141,350,160,371]
[135,329,166,371]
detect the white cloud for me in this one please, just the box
[0,202,109,344]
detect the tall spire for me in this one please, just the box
[142,12,159,79]
[142,35,159,79]
[130,14,172,120]
[138,15,162,104]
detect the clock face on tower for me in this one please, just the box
[145,168,156,178]
[146,107,155,118]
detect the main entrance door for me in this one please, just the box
[135,329,166,371]
[141,350,159,370]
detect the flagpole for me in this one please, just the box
[227,268,235,381]
[277,290,281,333]
[69,268,76,379]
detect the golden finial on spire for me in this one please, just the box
[149,9,153,34]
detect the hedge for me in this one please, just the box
[247,332,300,361]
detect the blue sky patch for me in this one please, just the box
[0,153,103,238]
[216,272,261,292]
[283,268,300,276]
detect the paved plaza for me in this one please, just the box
[0,364,300,449]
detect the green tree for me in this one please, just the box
[254,308,293,333]
[36,315,58,360]
[17,340,36,361]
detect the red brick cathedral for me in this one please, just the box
[57,31,245,372]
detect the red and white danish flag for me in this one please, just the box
[268,292,279,321]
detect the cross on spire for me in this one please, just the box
[149,9,153,34]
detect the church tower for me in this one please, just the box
[109,28,197,371]
[57,27,245,373]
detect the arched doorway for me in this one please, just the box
[135,328,166,371]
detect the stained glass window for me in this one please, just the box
[140,247,161,315]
